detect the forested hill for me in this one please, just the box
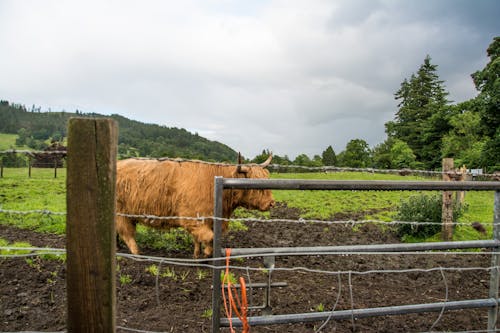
[0,101,237,162]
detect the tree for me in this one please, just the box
[293,154,312,166]
[321,145,337,166]
[441,104,483,167]
[471,37,500,138]
[390,139,416,169]
[372,138,417,169]
[471,37,500,171]
[372,139,393,169]
[386,55,450,169]
[338,139,371,168]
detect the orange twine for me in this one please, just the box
[222,248,250,333]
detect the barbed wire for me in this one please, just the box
[2,246,496,273]
[1,208,494,228]
[0,208,66,216]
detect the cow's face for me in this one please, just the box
[232,164,275,212]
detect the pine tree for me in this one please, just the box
[321,145,337,166]
[386,55,450,169]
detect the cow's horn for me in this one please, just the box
[260,154,273,168]
[237,152,248,173]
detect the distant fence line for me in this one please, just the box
[1,149,499,179]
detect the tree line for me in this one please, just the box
[253,37,499,172]
[0,103,237,163]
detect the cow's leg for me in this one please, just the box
[203,242,213,258]
[116,216,140,255]
[190,224,214,258]
[193,241,202,259]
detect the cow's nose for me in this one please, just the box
[269,200,276,208]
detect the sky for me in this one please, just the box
[0,0,498,160]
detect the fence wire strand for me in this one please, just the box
[1,208,495,230]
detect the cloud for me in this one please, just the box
[0,0,498,159]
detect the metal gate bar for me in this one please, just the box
[221,298,500,327]
[223,239,500,257]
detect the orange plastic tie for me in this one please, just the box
[222,248,251,333]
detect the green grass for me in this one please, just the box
[270,172,431,220]
[0,168,496,245]
[269,172,496,241]
[0,133,30,150]
[0,168,66,234]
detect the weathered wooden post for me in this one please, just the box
[28,155,32,178]
[442,158,454,241]
[456,165,467,205]
[66,118,118,333]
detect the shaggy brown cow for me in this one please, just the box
[115,155,274,258]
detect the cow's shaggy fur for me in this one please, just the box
[116,158,274,258]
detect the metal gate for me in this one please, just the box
[211,178,500,332]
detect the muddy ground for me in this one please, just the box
[0,205,495,333]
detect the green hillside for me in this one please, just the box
[0,100,237,162]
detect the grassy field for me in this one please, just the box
[0,133,32,151]
[0,168,496,243]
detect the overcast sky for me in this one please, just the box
[0,0,498,159]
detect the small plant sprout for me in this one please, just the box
[179,271,190,281]
[145,264,159,276]
[161,267,177,280]
[315,303,325,312]
[201,308,213,319]
[221,271,237,284]
[196,269,208,280]
[120,274,132,285]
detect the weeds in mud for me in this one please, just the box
[201,308,212,319]
[196,269,208,280]
[314,303,325,312]
[119,274,132,285]
[145,264,159,276]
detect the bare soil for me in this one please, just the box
[0,205,494,333]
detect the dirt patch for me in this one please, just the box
[0,206,495,332]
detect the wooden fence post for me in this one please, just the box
[66,118,118,333]
[442,158,454,241]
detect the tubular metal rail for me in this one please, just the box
[211,179,500,332]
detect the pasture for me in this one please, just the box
[0,167,498,332]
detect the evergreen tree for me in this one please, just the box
[321,145,337,166]
[471,37,500,138]
[471,37,500,171]
[386,55,450,169]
